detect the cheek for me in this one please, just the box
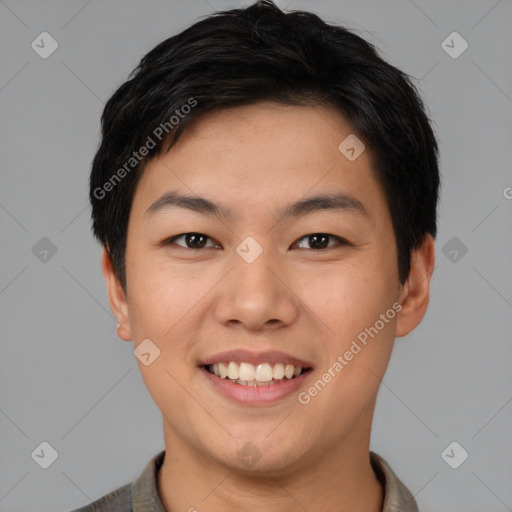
[126,249,196,333]
[300,269,398,413]
[124,256,200,411]
[301,258,397,343]
[125,252,221,373]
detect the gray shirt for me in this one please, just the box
[71,450,418,512]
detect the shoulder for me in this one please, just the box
[68,483,132,512]
[370,451,419,512]
[68,450,166,512]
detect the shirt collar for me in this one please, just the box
[131,450,418,512]
[370,451,419,512]
[131,450,166,512]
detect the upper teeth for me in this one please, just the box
[209,362,303,381]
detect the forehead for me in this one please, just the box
[132,102,388,224]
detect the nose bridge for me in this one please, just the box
[215,236,298,330]
[233,236,281,300]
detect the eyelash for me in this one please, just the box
[162,232,352,251]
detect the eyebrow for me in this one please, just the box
[145,190,369,220]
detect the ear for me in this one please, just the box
[101,247,132,341]
[395,234,435,338]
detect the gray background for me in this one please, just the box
[1,0,511,511]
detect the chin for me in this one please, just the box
[211,436,309,477]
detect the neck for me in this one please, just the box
[157,421,383,512]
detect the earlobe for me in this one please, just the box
[395,234,435,338]
[101,247,133,341]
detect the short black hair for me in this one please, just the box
[90,0,440,293]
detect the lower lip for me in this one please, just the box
[200,366,312,406]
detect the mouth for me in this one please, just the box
[202,361,313,387]
[199,349,314,404]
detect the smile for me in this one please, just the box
[205,361,311,387]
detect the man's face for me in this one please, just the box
[115,103,406,473]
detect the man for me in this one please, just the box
[76,1,439,510]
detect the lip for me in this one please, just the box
[200,366,313,406]
[199,349,314,368]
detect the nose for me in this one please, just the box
[213,246,300,332]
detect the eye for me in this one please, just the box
[162,232,350,251]
[164,232,219,249]
[293,233,350,250]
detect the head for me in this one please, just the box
[91,1,439,474]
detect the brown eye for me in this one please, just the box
[165,232,218,249]
[162,232,350,251]
[294,233,349,250]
